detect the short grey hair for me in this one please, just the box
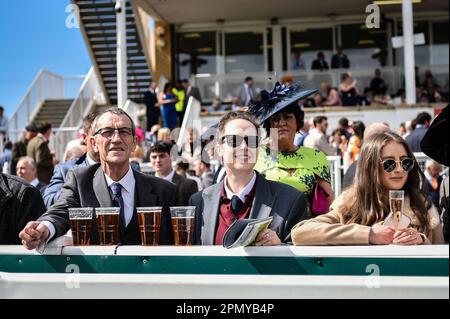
[92,107,136,136]
[17,156,37,171]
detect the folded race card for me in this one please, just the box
[383,211,411,229]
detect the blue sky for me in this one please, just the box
[0,0,91,117]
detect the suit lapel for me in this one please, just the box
[93,166,114,207]
[249,174,274,219]
[133,170,157,206]
[172,173,181,186]
[201,182,222,245]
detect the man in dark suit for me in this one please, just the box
[235,77,256,106]
[20,108,177,249]
[189,112,308,246]
[311,52,329,71]
[144,82,160,132]
[0,173,46,244]
[331,47,350,69]
[149,142,198,206]
[15,156,47,192]
[43,112,100,208]
[405,112,432,152]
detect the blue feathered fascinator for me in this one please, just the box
[248,81,318,124]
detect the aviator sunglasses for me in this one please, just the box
[380,158,415,173]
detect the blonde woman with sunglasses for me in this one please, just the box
[292,131,444,245]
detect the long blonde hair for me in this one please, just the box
[338,132,431,233]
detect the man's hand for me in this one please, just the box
[19,221,50,250]
[369,223,396,245]
[254,229,282,246]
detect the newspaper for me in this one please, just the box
[222,216,273,249]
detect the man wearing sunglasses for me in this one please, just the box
[20,108,178,249]
[189,111,308,246]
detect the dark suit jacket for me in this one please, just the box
[421,105,449,166]
[43,154,91,209]
[11,139,27,175]
[172,173,198,206]
[440,176,449,243]
[405,126,428,153]
[0,173,46,244]
[39,164,178,245]
[144,89,160,128]
[331,53,350,68]
[189,173,308,245]
[311,59,329,71]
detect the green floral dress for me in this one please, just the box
[255,146,331,215]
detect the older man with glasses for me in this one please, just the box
[20,108,178,249]
[189,111,308,246]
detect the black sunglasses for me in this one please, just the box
[221,135,260,148]
[381,158,415,173]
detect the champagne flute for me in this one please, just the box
[389,190,404,230]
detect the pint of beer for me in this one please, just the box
[96,207,120,245]
[69,207,94,246]
[170,206,195,246]
[137,207,162,246]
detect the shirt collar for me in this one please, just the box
[86,154,97,165]
[104,166,135,193]
[156,169,175,182]
[224,171,257,202]
[30,178,39,187]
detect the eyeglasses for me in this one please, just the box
[94,127,134,140]
[221,135,260,148]
[380,158,414,173]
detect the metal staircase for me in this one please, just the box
[73,0,151,106]
[33,99,74,128]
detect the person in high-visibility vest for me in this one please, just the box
[173,80,186,127]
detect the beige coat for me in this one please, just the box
[291,194,444,245]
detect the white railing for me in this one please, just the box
[193,64,450,103]
[8,70,64,142]
[122,99,143,126]
[8,70,85,143]
[52,68,104,161]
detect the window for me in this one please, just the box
[431,21,449,65]
[395,21,429,66]
[289,27,333,70]
[341,23,388,68]
[176,31,217,79]
[224,31,265,73]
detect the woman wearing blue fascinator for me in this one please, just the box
[249,81,335,218]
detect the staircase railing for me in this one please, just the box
[8,70,65,142]
[52,68,104,161]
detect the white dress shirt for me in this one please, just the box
[224,171,257,202]
[156,169,175,182]
[104,166,135,226]
[86,154,97,166]
[30,178,40,188]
